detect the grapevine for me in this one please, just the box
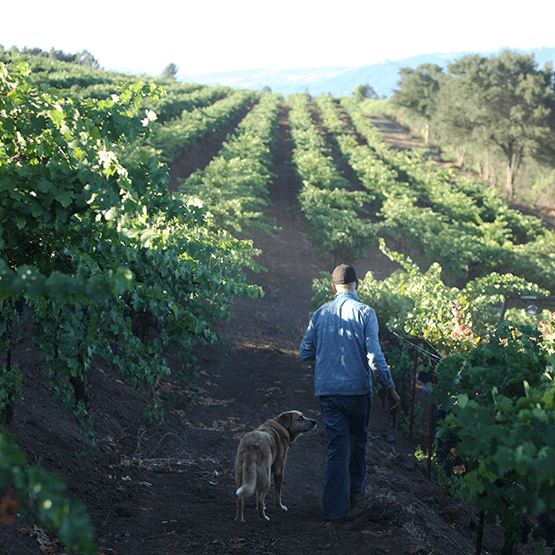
[430,321,555,550]
[340,97,555,291]
[287,93,375,266]
[149,88,258,162]
[179,92,282,238]
[1,61,265,550]
[0,431,97,554]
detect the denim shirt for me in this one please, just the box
[299,290,394,396]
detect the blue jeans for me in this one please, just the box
[319,394,372,519]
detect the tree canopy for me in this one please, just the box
[438,50,554,200]
[1,46,101,68]
[392,50,555,200]
[352,83,379,101]
[392,64,443,119]
[161,63,179,80]
[391,64,443,144]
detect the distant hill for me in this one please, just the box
[179,47,555,98]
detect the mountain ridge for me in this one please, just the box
[179,47,555,98]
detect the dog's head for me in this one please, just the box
[275,410,317,443]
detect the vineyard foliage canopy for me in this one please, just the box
[2,46,555,554]
[0,59,262,552]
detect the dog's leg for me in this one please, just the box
[257,470,271,521]
[235,493,245,522]
[273,471,288,512]
[257,491,270,521]
[234,463,244,522]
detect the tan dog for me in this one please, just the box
[234,410,317,522]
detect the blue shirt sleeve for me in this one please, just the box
[299,320,316,361]
[364,308,395,390]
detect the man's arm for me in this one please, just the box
[364,308,400,410]
[299,320,316,361]
[364,309,394,389]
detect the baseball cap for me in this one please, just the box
[332,264,357,284]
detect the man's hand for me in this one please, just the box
[387,386,401,412]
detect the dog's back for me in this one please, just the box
[235,433,272,499]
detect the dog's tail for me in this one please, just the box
[236,460,256,499]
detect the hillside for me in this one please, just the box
[179,47,555,97]
[0,96,545,555]
[3,54,555,555]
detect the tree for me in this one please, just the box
[432,68,479,167]
[352,83,379,102]
[23,47,101,68]
[48,47,75,63]
[261,85,272,95]
[436,50,555,200]
[391,64,443,144]
[161,63,178,80]
[530,60,555,167]
[76,49,100,69]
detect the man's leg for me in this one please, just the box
[348,394,372,498]
[320,396,350,519]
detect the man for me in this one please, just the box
[299,263,400,521]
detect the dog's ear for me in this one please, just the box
[276,411,294,429]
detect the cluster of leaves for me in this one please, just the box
[1,61,264,550]
[431,321,555,551]
[0,431,96,554]
[179,92,283,238]
[288,93,375,267]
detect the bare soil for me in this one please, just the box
[1,104,537,555]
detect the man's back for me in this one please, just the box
[299,290,393,396]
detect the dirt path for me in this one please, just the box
[167,103,255,192]
[367,115,425,151]
[366,115,445,166]
[1,103,527,555]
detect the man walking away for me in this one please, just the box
[299,263,400,521]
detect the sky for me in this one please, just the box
[2,0,555,77]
